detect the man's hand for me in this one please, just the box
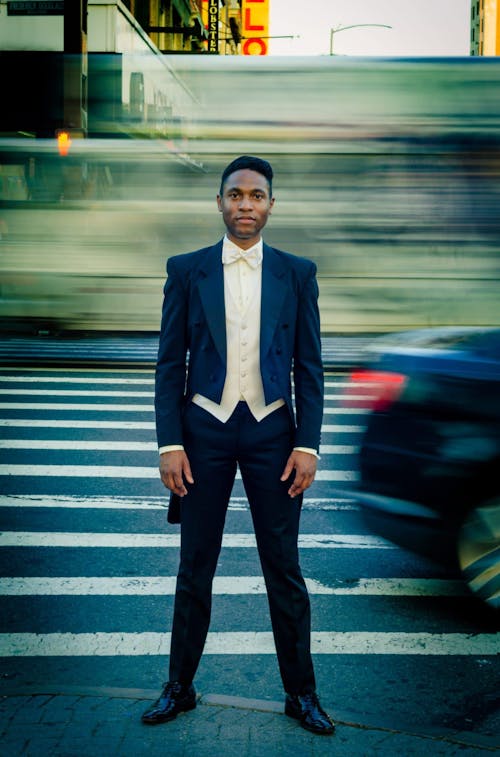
[159,450,194,496]
[280,450,317,498]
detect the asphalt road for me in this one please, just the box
[0,365,498,747]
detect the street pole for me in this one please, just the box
[329,23,392,56]
[63,0,88,134]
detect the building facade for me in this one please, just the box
[471,0,500,55]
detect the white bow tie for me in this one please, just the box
[222,245,262,269]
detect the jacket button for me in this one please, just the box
[271,375,277,382]
[276,348,282,355]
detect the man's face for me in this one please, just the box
[217,168,274,249]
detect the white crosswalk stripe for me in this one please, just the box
[0,375,154,385]
[0,439,358,454]
[0,531,390,549]
[0,420,363,432]
[0,419,156,429]
[0,389,155,398]
[0,464,359,481]
[1,631,497,657]
[1,366,498,672]
[0,576,467,597]
[0,495,358,510]
[0,402,367,414]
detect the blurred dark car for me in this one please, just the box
[348,327,500,609]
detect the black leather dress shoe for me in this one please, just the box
[285,692,335,735]
[141,681,196,725]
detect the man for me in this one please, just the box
[142,156,334,735]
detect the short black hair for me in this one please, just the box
[219,155,273,196]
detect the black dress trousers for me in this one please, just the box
[168,400,316,695]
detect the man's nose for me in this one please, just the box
[238,195,253,209]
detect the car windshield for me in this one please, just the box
[437,330,500,358]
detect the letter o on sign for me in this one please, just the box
[243,38,267,55]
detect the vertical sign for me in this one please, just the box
[207,0,219,53]
[242,0,269,55]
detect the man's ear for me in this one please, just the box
[216,195,223,212]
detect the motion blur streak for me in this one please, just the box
[1,57,499,334]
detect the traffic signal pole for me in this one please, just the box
[63,0,88,136]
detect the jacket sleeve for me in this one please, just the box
[155,258,188,447]
[292,262,324,452]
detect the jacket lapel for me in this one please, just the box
[197,241,287,366]
[197,241,226,364]
[261,244,287,361]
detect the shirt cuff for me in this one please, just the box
[159,444,318,459]
[293,446,320,460]
[159,445,184,455]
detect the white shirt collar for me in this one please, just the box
[222,235,263,262]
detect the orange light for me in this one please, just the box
[57,131,72,156]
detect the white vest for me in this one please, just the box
[192,247,284,423]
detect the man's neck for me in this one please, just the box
[225,233,262,251]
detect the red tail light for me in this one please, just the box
[345,370,407,412]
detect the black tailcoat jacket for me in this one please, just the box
[155,239,324,520]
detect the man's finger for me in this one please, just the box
[288,472,313,497]
[280,458,294,482]
[182,458,194,485]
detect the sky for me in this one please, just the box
[268,0,471,56]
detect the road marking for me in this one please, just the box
[0,388,366,402]
[0,495,358,511]
[0,576,466,597]
[0,440,358,454]
[323,407,368,415]
[324,381,373,388]
[0,367,152,375]
[0,376,353,387]
[0,402,153,412]
[320,445,358,454]
[0,389,154,398]
[0,420,363,433]
[0,377,354,388]
[324,394,370,401]
[0,376,154,385]
[0,420,156,429]
[0,632,497,656]
[0,465,359,481]
[0,440,158,451]
[0,402,367,415]
[323,425,363,433]
[0,531,391,549]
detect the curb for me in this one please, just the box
[1,686,498,752]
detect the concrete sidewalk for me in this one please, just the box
[1,687,497,756]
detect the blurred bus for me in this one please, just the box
[1,57,499,334]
